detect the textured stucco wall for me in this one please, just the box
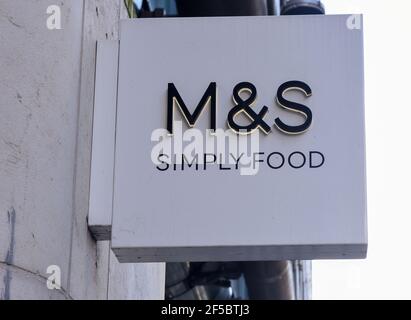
[0,0,165,300]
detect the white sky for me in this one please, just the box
[313,0,411,299]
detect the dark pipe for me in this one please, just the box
[242,261,295,300]
[267,0,275,15]
[280,0,325,15]
[176,0,268,17]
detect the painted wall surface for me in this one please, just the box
[0,0,165,300]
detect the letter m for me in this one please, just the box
[167,82,216,134]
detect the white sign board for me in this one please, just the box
[110,15,367,262]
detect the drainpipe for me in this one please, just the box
[280,0,325,15]
[175,0,268,17]
[242,261,295,300]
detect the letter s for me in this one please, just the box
[274,81,312,135]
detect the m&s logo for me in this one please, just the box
[152,80,323,176]
[167,81,312,135]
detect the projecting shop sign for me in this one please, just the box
[108,15,367,262]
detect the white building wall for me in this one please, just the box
[0,0,165,300]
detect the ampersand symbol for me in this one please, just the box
[227,82,271,135]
